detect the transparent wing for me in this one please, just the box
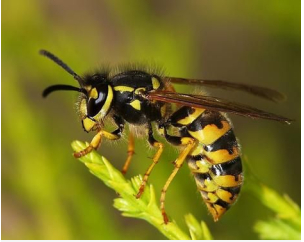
[145,91,292,124]
[164,77,286,103]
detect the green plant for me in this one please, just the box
[71,140,212,240]
[244,164,301,240]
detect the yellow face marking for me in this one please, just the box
[84,85,92,92]
[204,147,240,164]
[177,108,205,126]
[216,189,236,204]
[188,121,231,145]
[134,87,146,95]
[130,99,141,110]
[100,85,113,117]
[114,86,134,93]
[212,174,243,187]
[83,117,96,132]
[89,88,98,99]
[152,77,160,89]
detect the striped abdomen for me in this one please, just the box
[169,106,243,221]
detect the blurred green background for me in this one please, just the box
[2,0,300,239]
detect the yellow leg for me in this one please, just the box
[136,141,164,199]
[74,130,120,158]
[122,132,135,174]
[160,137,196,224]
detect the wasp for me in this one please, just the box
[40,50,291,223]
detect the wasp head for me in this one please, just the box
[40,50,114,133]
[80,74,114,132]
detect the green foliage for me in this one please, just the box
[254,219,300,240]
[184,214,213,240]
[245,165,301,240]
[72,140,214,240]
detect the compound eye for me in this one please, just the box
[87,85,109,118]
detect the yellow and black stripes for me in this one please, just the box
[166,107,243,221]
[168,106,205,127]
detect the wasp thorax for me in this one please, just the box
[82,83,114,132]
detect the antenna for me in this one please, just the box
[42,84,86,97]
[39,49,84,86]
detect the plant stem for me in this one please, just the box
[71,140,191,240]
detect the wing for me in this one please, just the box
[145,91,292,124]
[164,77,286,103]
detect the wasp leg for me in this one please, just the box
[136,124,164,199]
[121,132,135,174]
[160,127,196,224]
[74,115,124,158]
[73,130,121,158]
